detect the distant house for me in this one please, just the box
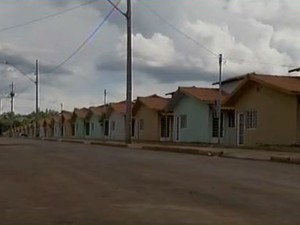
[62,111,73,137]
[105,101,127,141]
[52,114,62,137]
[44,117,54,137]
[166,87,227,143]
[72,108,90,139]
[223,73,300,146]
[86,105,107,139]
[132,95,172,141]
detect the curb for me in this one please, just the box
[90,141,128,148]
[141,146,223,156]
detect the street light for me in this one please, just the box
[106,0,132,144]
[1,60,39,137]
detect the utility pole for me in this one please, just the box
[218,54,223,145]
[35,59,39,137]
[0,95,3,115]
[125,0,132,144]
[60,103,63,137]
[104,89,108,106]
[9,82,15,137]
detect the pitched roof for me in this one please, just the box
[89,105,106,117]
[179,86,227,102]
[110,101,127,114]
[224,73,300,106]
[73,107,90,119]
[62,111,72,121]
[135,94,170,111]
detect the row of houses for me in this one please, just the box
[10,72,300,146]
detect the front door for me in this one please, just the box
[238,113,245,145]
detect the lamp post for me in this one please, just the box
[2,60,39,137]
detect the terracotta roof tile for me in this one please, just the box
[180,87,227,102]
[110,101,127,114]
[73,107,90,119]
[89,105,106,117]
[250,74,300,94]
[138,94,170,111]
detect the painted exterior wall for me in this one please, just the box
[173,96,211,143]
[63,121,73,137]
[134,105,160,141]
[234,83,298,146]
[108,112,125,141]
[53,123,61,137]
[88,115,104,139]
[74,118,85,138]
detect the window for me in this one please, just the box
[139,119,144,130]
[180,115,187,129]
[246,111,257,129]
[228,111,235,128]
[212,112,223,138]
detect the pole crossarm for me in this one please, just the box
[106,0,127,17]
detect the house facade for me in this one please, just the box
[72,108,90,139]
[167,87,227,143]
[105,101,127,141]
[224,73,300,146]
[61,111,73,137]
[133,95,172,141]
[86,105,106,139]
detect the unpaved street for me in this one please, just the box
[0,138,299,224]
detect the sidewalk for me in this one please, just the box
[41,137,300,165]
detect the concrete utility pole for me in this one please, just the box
[104,89,108,106]
[218,54,223,145]
[106,0,132,143]
[125,0,133,144]
[35,59,39,137]
[9,82,15,137]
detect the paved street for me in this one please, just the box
[0,138,299,224]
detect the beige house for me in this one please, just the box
[132,95,172,141]
[224,73,300,146]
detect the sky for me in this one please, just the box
[0,0,299,114]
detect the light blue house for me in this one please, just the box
[167,87,227,143]
[86,105,106,139]
[72,107,90,139]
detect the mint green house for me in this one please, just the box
[86,105,106,139]
[72,107,90,139]
[167,87,227,143]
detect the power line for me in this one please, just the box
[44,0,121,74]
[0,0,99,34]
[138,0,295,69]
[137,0,219,57]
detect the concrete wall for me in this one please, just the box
[173,96,211,143]
[74,118,85,139]
[108,112,125,141]
[235,83,298,146]
[63,121,73,137]
[88,115,104,139]
[134,105,160,141]
[222,79,244,94]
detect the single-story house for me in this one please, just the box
[52,114,62,137]
[223,73,300,146]
[86,105,106,139]
[105,101,127,141]
[166,86,227,143]
[132,95,172,141]
[72,107,90,139]
[62,111,73,137]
